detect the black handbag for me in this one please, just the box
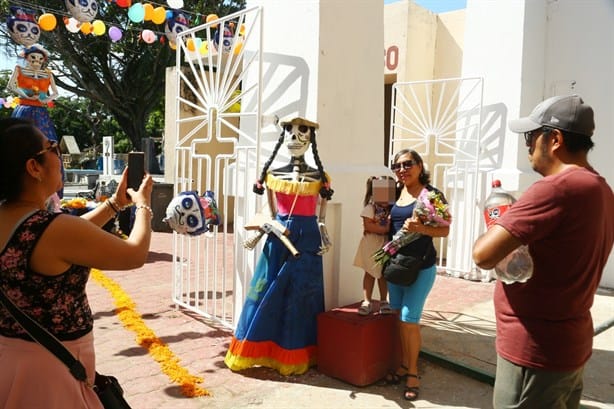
[382,242,433,286]
[94,373,131,409]
[0,288,132,409]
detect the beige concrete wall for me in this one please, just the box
[434,10,464,80]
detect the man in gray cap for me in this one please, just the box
[473,95,614,408]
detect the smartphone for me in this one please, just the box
[127,152,145,191]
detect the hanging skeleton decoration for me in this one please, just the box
[164,10,189,49]
[245,117,334,255]
[6,6,40,47]
[65,0,98,23]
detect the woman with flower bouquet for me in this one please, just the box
[378,149,451,402]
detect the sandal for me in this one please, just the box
[357,300,372,316]
[382,365,408,385]
[403,374,421,401]
[379,300,393,314]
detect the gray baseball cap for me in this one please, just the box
[508,95,594,137]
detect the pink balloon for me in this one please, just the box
[141,29,157,44]
[109,26,123,42]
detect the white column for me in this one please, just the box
[102,136,115,176]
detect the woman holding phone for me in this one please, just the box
[0,118,153,408]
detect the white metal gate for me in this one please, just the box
[389,77,486,280]
[170,7,264,328]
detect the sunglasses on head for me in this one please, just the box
[390,159,415,171]
[32,140,61,159]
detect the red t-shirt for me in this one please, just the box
[495,166,614,371]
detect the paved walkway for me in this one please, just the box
[88,232,614,408]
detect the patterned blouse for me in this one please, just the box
[0,211,93,341]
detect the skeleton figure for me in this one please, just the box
[225,117,334,376]
[65,0,98,23]
[252,117,333,254]
[7,44,58,104]
[8,44,63,197]
[6,6,40,47]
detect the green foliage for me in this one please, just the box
[0,0,246,150]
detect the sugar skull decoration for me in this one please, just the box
[213,23,234,54]
[164,10,189,49]
[6,6,40,47]
[163,191,220,236]
[65,0,98,23]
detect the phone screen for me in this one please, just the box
[127,152,145,191]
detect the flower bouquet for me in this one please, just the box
[372,188,452,266]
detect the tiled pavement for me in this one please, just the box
[88,232,613,409]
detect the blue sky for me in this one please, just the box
[385,0,467,13]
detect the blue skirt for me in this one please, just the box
[225,214,324,375]
[12,105,58,142]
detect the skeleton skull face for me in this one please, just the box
[283,124,311,157]
[165,11,189,48]
[163,191,207,236]
[65,0,98,23]
[25,52,46,70]
[7,15,40,47]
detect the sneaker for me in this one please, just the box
[358,300,372,316]
[379,301,393,314]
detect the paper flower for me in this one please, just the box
[372,187,451,266]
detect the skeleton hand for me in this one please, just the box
[243,231,265,250]
[317,222,332,255]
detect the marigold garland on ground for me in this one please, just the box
[91,269,210,397]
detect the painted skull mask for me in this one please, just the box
[214,25,234,54]
[7,7,40,47]
[65,0,98,23]
[163,191,220,236]
[283,124,312,157]
[165,11,189,49]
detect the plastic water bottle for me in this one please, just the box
[482,180,533,284]
[483,180,515,228]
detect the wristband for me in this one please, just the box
[106,198,121,213]
[135,204,153,220]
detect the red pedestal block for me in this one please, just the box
[317,302,400,386]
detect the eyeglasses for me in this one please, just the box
[524,127,552,146]
[32,140,61,159]
[390,159,415,171]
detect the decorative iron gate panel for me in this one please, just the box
[170,7,263,328]
[389,78,486,280]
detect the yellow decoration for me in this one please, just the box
[39,13,57,31]
[233,41,243,55]
[186,38,195,51]
[199,41,209,56]
[206,14,219,28]
[80,22,92,35]
[91,269,210,397]
[61,197,88,209]
[143,3,154,21]
[152,6,166,24]
[92,20,106,36]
